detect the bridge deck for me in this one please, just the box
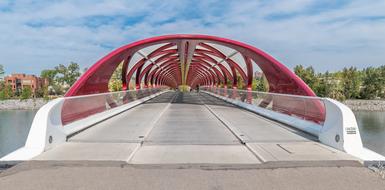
[35,91,356,165]
[4,91,384,190]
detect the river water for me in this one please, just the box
[0,110,37,158]
[354,111,385,157]
[0,110,384,158]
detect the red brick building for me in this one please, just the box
[4,74,48,95]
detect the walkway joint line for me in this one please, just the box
[197,93,245,144]
[127,92,178,163]
[198,93,268,163]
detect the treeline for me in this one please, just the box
[1,62,384,101]
[40,62,81,96]
[0,62,81,100]
[0,83,33,100]
[294,65,385,100]
[218,75,269,92]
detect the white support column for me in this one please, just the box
[320,98,385,162]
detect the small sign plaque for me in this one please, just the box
[345,127,357,135]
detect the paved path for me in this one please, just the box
[1,161,384,190]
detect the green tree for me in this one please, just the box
[327,80,345,101]
[251,78,258,90]
[380,65,385,98]
[256,75,268,92]
[40,62,81,95]
[293,64,385,100]
[0,64,5,92]
[236,74,244,89]
[0,83,13,100]
[316,71,346,100]
[360,67,382,99]
[294,65,319,92]
[108,62,123,92]
[55,62,81,87]
[41,69,62,95]
[35,85,49,99]
[41,69,57,85]
[316,72,328,97]
[20,86,32,100]
[226,78,233,88]
[67,62,81,86]
[0,64,4,77]
[341,67,361,99]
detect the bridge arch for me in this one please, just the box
[65,34,316,97]
[4,36,378,164]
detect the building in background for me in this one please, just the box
[4,74,48,95]
[254,71,263,79]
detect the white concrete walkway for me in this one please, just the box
[4,91,385,190]
[34,92,358,166]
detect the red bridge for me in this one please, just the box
[1,34,384,190]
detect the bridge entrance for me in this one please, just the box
[3,35,383,184]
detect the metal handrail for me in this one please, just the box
[202,86,324,100]
[65,86,168,99]
[61,86,169,125]
[202,86,326,125]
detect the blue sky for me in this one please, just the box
[0,0,384,75]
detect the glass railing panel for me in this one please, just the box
[61,87,166,126]
[202,86,325,125]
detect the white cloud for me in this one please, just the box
[0,0,384,75]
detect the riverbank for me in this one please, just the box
[343,99,385,111]
[1,98,384,111]
[0,99,49,110]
